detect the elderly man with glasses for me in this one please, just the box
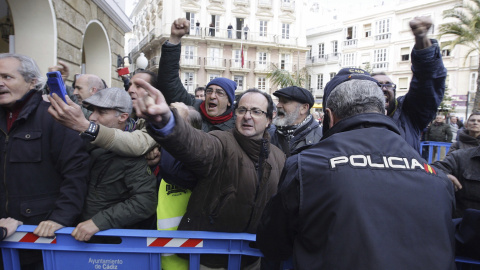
[370,16,447,152]
[133,78,285,269]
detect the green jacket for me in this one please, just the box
[81,147,157,230]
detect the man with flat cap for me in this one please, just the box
[257,71,455,270]
[271,86,322,157]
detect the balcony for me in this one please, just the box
[258,0,272,8]
[373,62,389,71]
[327,53,340,63]
[344,39,357,47]
[204,57,226,71]
[234,0,249,6]
[375,33,391,42]
[180,55,202,69]
[253,61,272,74]
[230,60,251,73]
[306,56,327,66]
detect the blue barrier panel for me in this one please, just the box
[420,141,452,163]
[0,225,263,270]
[1,226,478,269]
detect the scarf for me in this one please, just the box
[199,101,233,125]
[5,90,36,132]
[124,117,136,132]
[276,114,312,140]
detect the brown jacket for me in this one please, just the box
[147,109,285,267]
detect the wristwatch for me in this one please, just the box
[80,121,99,141]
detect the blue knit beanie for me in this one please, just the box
[206,78,237,105]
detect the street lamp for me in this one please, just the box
[136,53,148,70]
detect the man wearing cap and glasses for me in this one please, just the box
[157,18,237,133]
[370,16,446,152]
[271,86,322,157]
[133,79,285,269]
[52,88,157,242]
[257,76,455,270]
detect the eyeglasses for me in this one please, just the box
[379,83,396,91]
[235,107,267,117]
[206,88,227,98]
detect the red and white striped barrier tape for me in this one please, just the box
[4,232,56,244]
[147,237,203,248]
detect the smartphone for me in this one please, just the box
[46,71,68,103]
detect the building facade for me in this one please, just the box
[306,0,477,119]
[128,0,309,95]
[0,0,131,88]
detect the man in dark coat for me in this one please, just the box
[271,86,322,156]
[257,74,455,270]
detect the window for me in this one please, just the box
[186,12,196,33]
[234,75,244,91]
[330,72,336,80]
[307,45,312,59]
[258,52,267,65]
[401,47,410,61]
[209,74,220,81]
[234,49,241,66]
[282,23,290,39]
[332,40,338,55]
[470,72,478,93]
[375,18,391,40]
[318,43,325,58]
[342,53,355,67]
[259,21,268,37]
[183,72,194,92]
[184,46,194,65]
[257,77,266,91]
[398,77,408,90]
[373,48,388,68]
[441,42,451,57]
[345,26,356,40]
[211,15,220,33]
[307,75,311,90]
[280,54,291,70]
[317,74,323,90]
[364,23,371,37]
[209,48,221,66]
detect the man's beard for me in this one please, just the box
[273,106,301,126]
[386,95,396,116]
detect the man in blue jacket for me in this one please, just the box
[257,75,455,270]
[371,16,446,152]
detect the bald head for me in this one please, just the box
[73,74,106,104]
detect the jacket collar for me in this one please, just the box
[233,128,270,163]
[470,147,480,159]
[321,113,401,140]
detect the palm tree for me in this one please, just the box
[439,0,480,112]
[267,63,309,89]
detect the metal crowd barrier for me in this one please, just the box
[0,226,479,269]
[0,225,263,270]
[420,141,452,163]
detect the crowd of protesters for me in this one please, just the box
[0,15,480,270]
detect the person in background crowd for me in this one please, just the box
[134,79,285,269]
[270,86,322,157]
[257,74,455,270]
[195,20,200,36]
[447,112,480,155]
[0,53,90,267]
[426,114,452,161]
[227,23,233,38]
[50,88,157,241]
[157,18,236,133]
[449,116,460,143]
[370,16,446,153]
[194,86,205,101]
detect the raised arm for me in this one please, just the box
[157,18,197,106]
[403,17,446,131]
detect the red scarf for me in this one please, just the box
[199,101,233,125]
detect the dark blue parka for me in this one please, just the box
[0,90,90,226]
[391,39,446,152]
[257,113,455,270]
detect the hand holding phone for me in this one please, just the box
[46,71,68,103]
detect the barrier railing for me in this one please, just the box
[420,141,452,163]
[1,226,478,269]
[0,225,262,270]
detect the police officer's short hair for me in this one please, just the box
[326,79,385,119]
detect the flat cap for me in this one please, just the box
[273,86,314,109]
[83,87,132,114]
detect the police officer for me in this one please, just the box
[257,70,456,270]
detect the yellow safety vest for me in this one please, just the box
[157,180,192,270]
